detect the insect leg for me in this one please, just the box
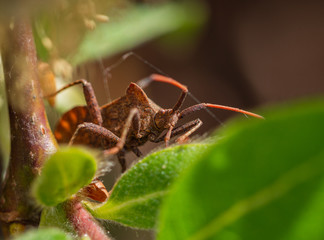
[131,146,142,157]
[44,79,103,125]
[68,122,120,202]
[69,122,119,146]
[117,150,126,173]
[175,119,203,143]
[104,108,140,155]
[163,126,174,147]
[69,122,130,171]
[151,119,202,143]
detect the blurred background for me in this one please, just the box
[74,1,324,238]
[1,0,324,239]
[70,0,324,137]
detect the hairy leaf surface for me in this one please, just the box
[91,144,210,229]
[40,203,75,236]
[158,99,324,240]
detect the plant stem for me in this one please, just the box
[0,15,57,233]
[0,153,2,191]
[65,198,111,240]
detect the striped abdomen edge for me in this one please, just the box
[54,106,90,143]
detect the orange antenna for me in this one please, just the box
[180,103,264,119]
[205,104,264,119]
[137,74,188,92]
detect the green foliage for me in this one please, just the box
[39,203,76,236]
[90,144,210,229]
[70,1,206,65]
[13,228,72,240]
[157,99,324,240]
[33,22,50,62]
[33,147,97,206]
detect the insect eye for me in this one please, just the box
[154,111,167,130]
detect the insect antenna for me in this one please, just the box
[137,74,187,92]
[187,92,224,126]
[98,59,111,103]
[180,103,264,119]
[136,74,188,112]
[128,53,228,122]
[103,51,259,123]
[103,52,134,74]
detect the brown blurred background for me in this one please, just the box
[73,0,324,239]
[81,0,324,130]
[1,0,324,239]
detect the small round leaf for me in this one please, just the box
[33,147,97,206]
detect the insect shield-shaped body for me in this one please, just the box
[49,74,263,203]
[54,83,163,152]
[53,75,263,169]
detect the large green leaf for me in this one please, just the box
[90,144,210,229]
[33,147,97,206]
[70,1,206,65]
[13,228,72,240]
[157,99,324,240]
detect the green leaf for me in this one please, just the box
[13,228,72,240]
[33,147,97,206]
[157,99,324,240]
[39,203,76,236]
[70,1,207,65]
[33,21,50,62]
[90,144,210,229]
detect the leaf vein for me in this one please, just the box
[95,190,167,217]
[189,152,324,240]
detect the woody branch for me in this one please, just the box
[0,15,58,235]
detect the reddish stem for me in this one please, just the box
[0,13,110,240]
[65,198,111,240]
[0,16,57,232]
[0,154,2,191]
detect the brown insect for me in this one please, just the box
[46,74,263,202]
[48,74,263,173]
